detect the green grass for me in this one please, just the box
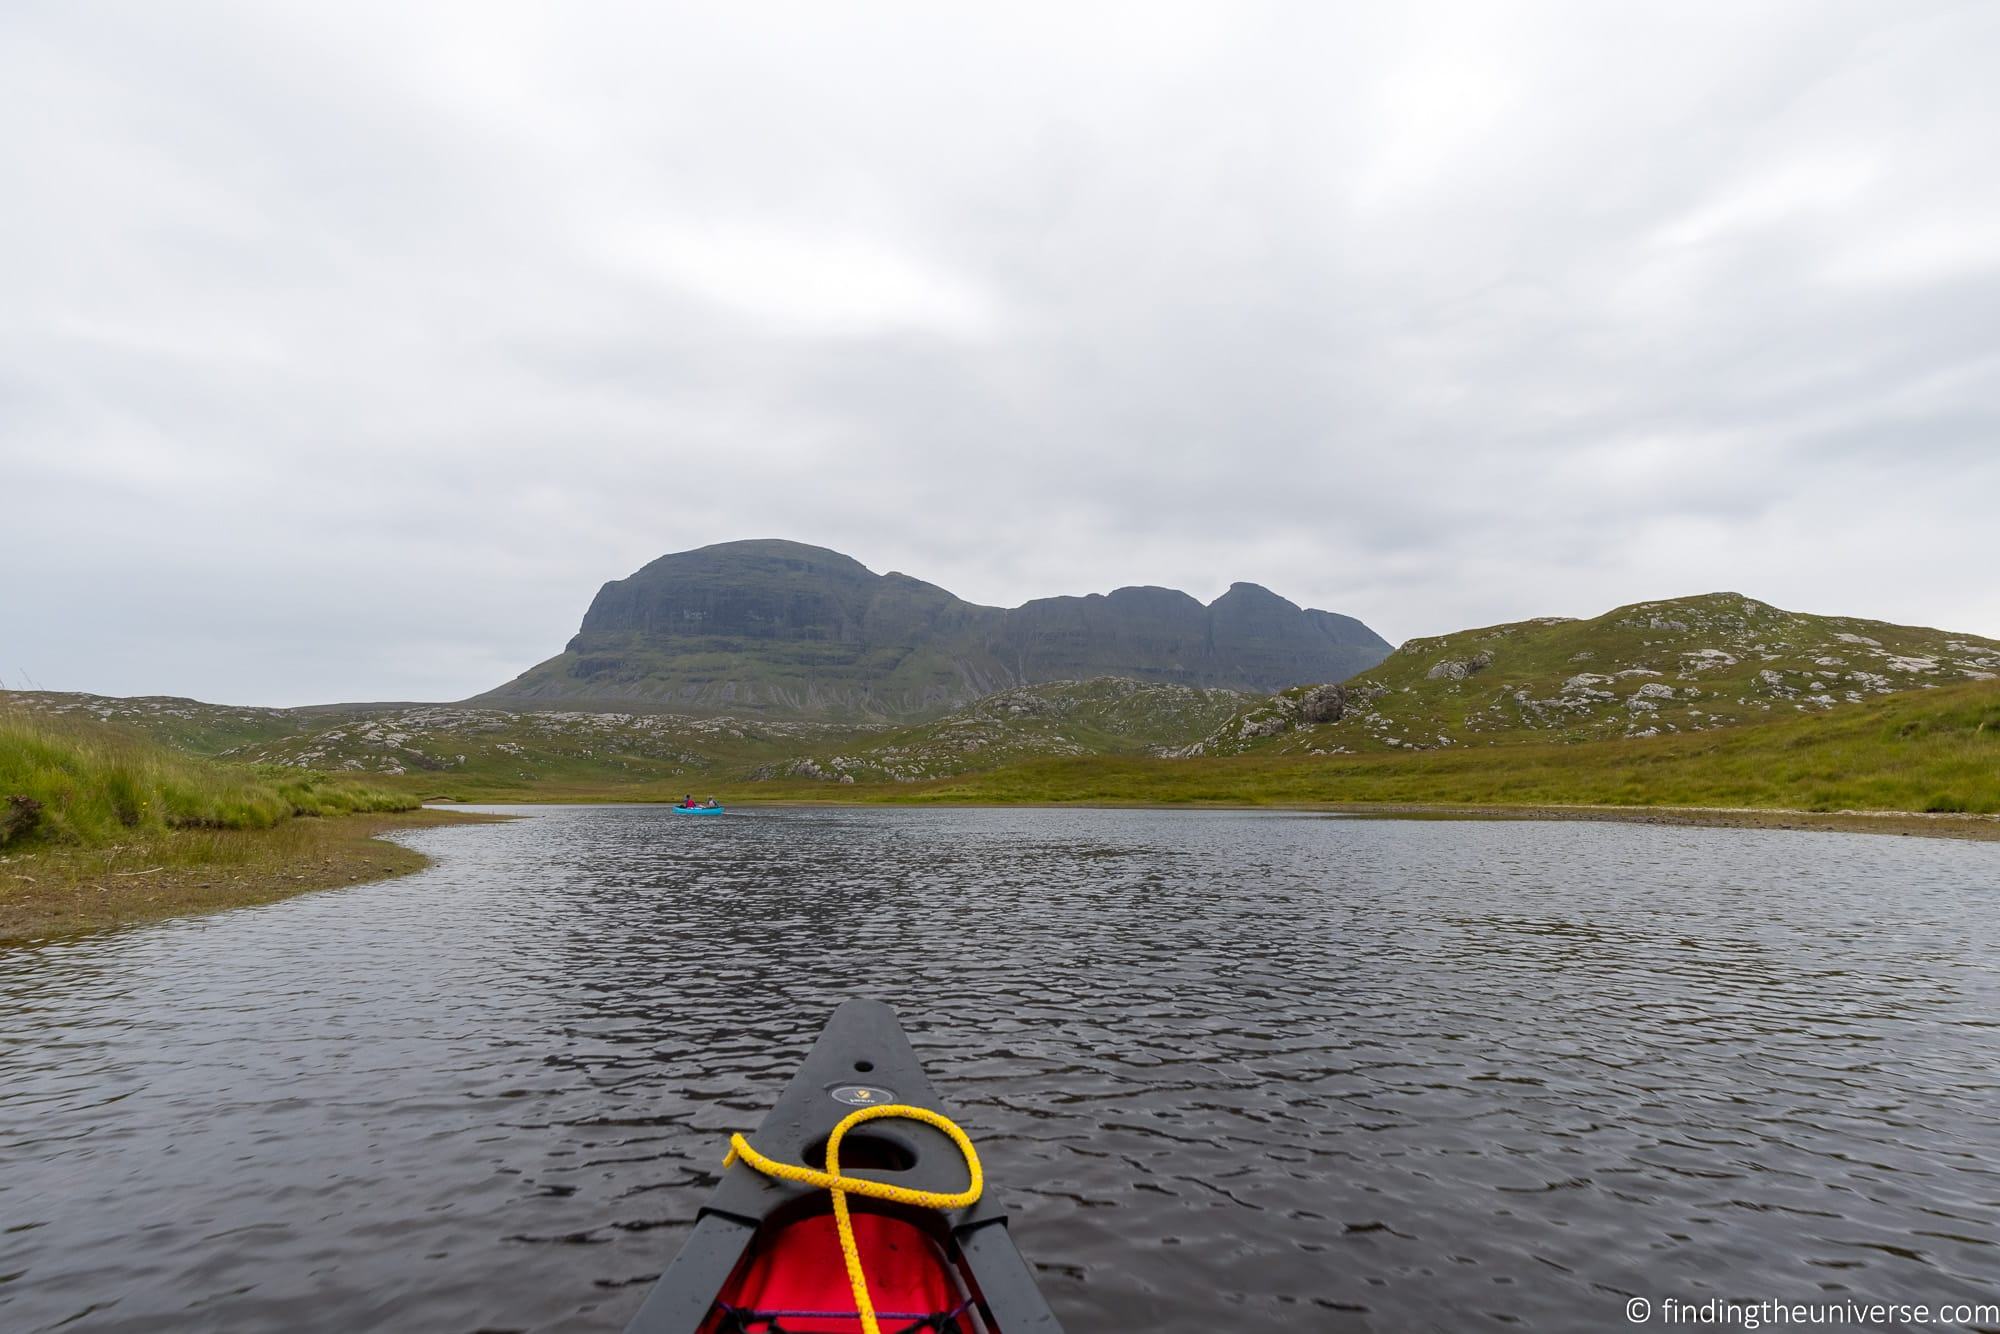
[753,678,1249,784]
[5,681,1247,799]
[0,711,417,850]
[9,677,1996,825]
[767,678,2000,814]
[370,679,2000,817]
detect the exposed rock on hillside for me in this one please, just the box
[1193,594,2000,756]
[8,678,1248,789]
[1175,682,1354,754]
[1426,651,1492,681]
[759,678,1249,783]
[8,692,858,787]
[1298,683,1349,724]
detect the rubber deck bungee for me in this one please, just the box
[724,1101,983,1333]
[623,1000,1061,1334]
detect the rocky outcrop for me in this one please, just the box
[1297,683,1348,724]
[1425,650,1492,681]
[1176,681,1351,755]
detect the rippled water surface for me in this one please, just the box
[3,807,1998,1332]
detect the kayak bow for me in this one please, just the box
[624,1000,1062,1333]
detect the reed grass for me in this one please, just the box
[0,710,415,850]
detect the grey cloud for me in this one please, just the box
[3,1,1996,704]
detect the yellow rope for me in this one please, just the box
[723,1103,984,1334]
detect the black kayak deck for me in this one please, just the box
[623,999,1062,1333]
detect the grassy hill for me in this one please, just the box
[884,677,2000,817]
[230,706,858,796]
[19,690,332,755]
[12,692,865,794]
[754,678,1250,784]
[7,681,1248,798]
[224,675,1990,821]
[1191,593,2000,756]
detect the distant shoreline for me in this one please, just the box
[1298,802,2000,841]
[436,795,2000,842]
[0,808,506,948]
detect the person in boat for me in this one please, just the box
[680,793,696,808]
[703,796,719,808]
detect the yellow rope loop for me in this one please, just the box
[723,1103,983,1334]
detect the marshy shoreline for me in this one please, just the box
[0,808,505,947]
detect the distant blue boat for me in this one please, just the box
[671,804,725,816]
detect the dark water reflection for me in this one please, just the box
[2,807,1997,1332]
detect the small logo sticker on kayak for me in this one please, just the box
[832,1085,895,1107]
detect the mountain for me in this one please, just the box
[1187,592,2000,755]
[474,539,1391,717]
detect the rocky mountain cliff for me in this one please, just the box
[475,539,1391,717]
[1188,593,2000,755]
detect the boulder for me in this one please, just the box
[1297,684,1347,725]
[1426,650,1493,681]
[1239,714,1292,739]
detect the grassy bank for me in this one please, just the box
[0,808,499,944]
[897,678,2000,812]
[0,712,468,944]
[0,713,414,848]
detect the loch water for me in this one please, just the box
[2,806,1997,1332]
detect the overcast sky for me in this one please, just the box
[5,2,1996,706]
